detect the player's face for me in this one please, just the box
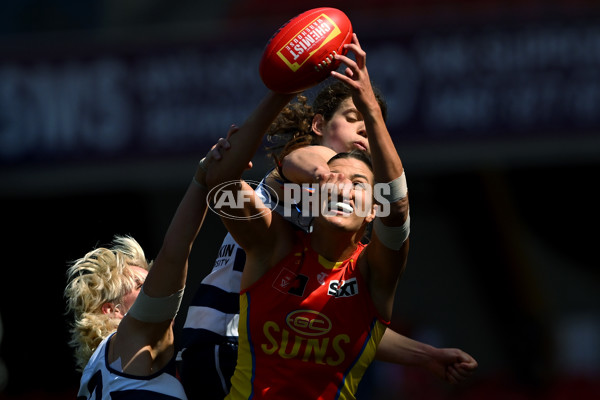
[319,157,375,231]
[317,98,370,154]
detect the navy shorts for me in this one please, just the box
[178,341,238,400]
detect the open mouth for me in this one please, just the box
[327,201,354,215]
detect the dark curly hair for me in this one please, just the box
[265,80,387,175]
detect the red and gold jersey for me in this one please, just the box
[226,231,389,400]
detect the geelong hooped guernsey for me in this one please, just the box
[178,173,312,353]
[226,232,388,400]
[77,332,187,400]
[177,173,315,397]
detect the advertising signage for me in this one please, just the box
[1,18,599,166]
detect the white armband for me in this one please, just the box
[380,172,408,203]
[127,287,185,323]
[373,214,410,250]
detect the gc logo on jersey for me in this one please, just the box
[286,310,332,336]
[327,278,358,298]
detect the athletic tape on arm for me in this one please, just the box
[127,287,185,323]
[381,172,408,203]
[373,214,410,250]
[374,172,410,250]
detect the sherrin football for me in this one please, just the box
[259,7,353,93]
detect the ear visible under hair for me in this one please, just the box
[101,302,117,315]
[312,114,325,137]
[366,204,378,224]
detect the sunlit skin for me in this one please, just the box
[198,32,478,393]
[312,157,376,244]
[314,98,370,153]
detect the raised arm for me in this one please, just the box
[203,92,302,289]
[205,92,296,187]
[265,144,337,205]
[113,138,231,374]
[332,34,410,318]
[279,145,336,183]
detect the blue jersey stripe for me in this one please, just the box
[188,283,240,313]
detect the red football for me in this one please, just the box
[259,7,353,93]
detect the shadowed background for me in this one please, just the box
[0,1,598,399]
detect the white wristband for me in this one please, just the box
[381,172,408,203]
[127,287,185,323]
[373,214,410,250]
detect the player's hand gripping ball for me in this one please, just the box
[259,7,353,93]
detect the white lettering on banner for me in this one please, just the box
[135,50,262,147]
[2,23,600,164]
[408,26,600,133]
[361,45,419,127]
[0,59,130,159]
[0,49,264,162]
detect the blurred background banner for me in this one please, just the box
[2,5,600,168]
[0,1,598,399]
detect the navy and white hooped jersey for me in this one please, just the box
[77,332,187,400]
[177,173,313,358]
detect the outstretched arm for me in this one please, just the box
[332,34,410,318]
[333,34,404,185]
[203,92,299,287]
[140,136,232,304]
[114,136,233,374]
[205,92,296,188]
[265,144,337,204]
[279,145,336,183]
[376,329,478,384]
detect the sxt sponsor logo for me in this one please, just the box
[327,278,358,298]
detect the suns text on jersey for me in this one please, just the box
[261,320,350,366]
